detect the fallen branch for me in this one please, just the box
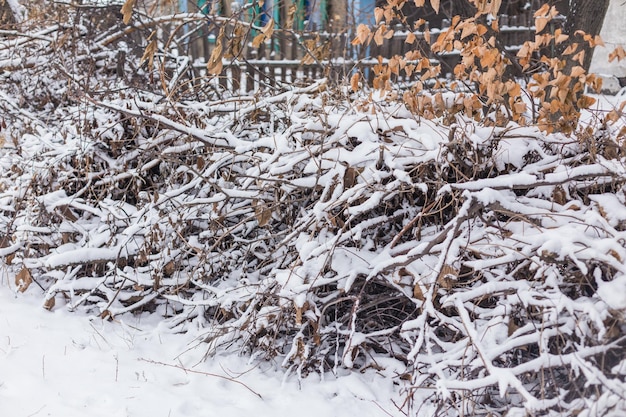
[138,358,263,399]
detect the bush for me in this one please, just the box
[1,2,625,416]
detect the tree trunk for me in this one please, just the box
[563,0,611,72]
[0,0,16,27]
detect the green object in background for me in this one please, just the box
[294,0,305,31]
[197,0,210,14]
[319,0,327,30]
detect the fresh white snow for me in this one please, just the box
[0,280,404,417]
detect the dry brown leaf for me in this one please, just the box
[434,92,445,111]
[164,260,175,276]
[374,26,386,46]
[609,46,626,63]
[513,101,526,114]
[609,249,622,262]
[285,5,296,29]
[207,43,224,75]
[573,50,585,65]
[343,166,360,188]
[555,31,569,45]
[430,0,440,14]
[261,18,274,37]
[121,0,136,25]
[56,205,78,222]
[15,267,32,293]
[196,156,205,171]
[594,35,605,47]
[374,7,384,24]
[552,186,567,205]
[352,24,371,46]
[413,283,424,301]
[350,73,360,92]
[227,24,246,58]
[577,95,596,109]
[437,264,459,290]
[253,200,272,227]
[43,296,55,311]
[570,66,585,78]
[295,305,302,325]
[251,33,265,49]
[460,22,476,40]
[140,37,158,68]
[489,0,502,15]
[533,3,550,18]
[535,17,549,33]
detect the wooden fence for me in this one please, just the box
[155,9,559,94]
[80,3,564,93]
[176,23,539,93]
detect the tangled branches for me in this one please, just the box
[1,4,626,417]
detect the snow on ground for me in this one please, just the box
[0,278,404,417]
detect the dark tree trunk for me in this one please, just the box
[0,0,15,27]
[563,0,611,72]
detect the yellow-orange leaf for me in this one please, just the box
[570,66,585,78]
[430,0,440,14]
[121,0,136,25]
[374,7,384,24]
[140,37,157,68]
[508,82,521,97]
[563,43,579,55]
[514,101,527,114]
[252,33,265,48]
[406,32,416,44]
[490,0,502,15]
[352,24,371,45]
[554,30,569,45]
[460,23,476,39]
[285,4,296,29]
[534,3,549,18]
[573,50,585,65]
[374,26,385,46]
[207,44,224,75]
[577,95,596,109]
[350,73,360,92]
[550,99,561,112]
[414,0,425,6]
[261,18,274,36]
[609,46,626,62]
[480,49,498,68]
[594,35,604,47]
[535,17,549,33]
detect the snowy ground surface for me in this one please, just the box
[0,281,404,417]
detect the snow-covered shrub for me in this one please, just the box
[1,3,625,417]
